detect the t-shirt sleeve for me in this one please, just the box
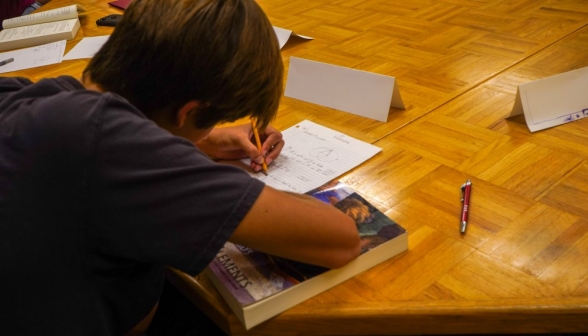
[0,77,33,101]
[87,95,264,275]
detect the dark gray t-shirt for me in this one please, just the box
[0,76,264,335]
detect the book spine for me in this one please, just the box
[208,246,257,306]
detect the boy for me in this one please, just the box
[0,0,360,335]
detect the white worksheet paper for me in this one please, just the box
[63,35,110,60]
[0,40,66,74]
[224,120,381,194]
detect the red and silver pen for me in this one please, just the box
[460,179,472,233]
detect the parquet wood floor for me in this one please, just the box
[269,0,588,143]
[10,0,588,335]
[207,1,588,334]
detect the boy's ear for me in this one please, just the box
[176,101,201,127]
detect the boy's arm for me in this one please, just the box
[228,186,361,269]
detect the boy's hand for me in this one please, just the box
[196,123,284,172]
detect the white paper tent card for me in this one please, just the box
[284,57,405,122]
[507,66,588,132]
[273,26,312,49]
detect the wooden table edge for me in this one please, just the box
[166,268,588,335]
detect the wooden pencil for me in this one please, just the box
[250,119,268,175]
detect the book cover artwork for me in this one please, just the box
[208,181,406,306]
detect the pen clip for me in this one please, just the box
[460,182,466,202]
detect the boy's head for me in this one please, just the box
[84,0,283,130]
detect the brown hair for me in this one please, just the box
[84,0,283,129]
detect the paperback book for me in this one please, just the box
[0,4,85,52]
[205,181,408,330]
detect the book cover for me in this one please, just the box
[108,0,134,10]
[205,181,408,329]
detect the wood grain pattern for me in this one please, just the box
[8,0,588,334]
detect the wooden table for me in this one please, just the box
[7,0,588,335]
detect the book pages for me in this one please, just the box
[0,19,79,42]
[2,5,82,29]
[0,19,79,52]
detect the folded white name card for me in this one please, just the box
[507,66,588,132]
[284,57,405,122]
[273,27,312,49]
